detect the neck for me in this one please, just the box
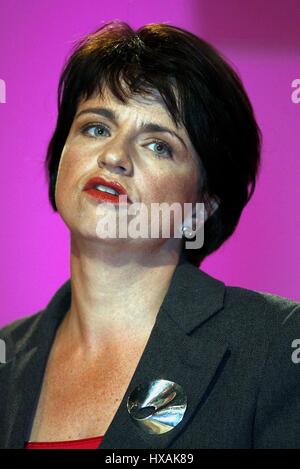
[58,235,184,352]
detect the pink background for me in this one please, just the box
[0,0,299,327]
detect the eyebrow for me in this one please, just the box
[75,107,187,149]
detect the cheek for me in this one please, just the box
[55,157,73,206]
[143,168,199,205]
[178,164,201,203]
[55,146,88,208]
[56,141,95,187]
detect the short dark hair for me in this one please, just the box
[45,19,262,267]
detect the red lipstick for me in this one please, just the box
[83,176,131,205]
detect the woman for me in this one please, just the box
[1,20,299,450]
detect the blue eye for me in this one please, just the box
[82,123,110,138]
[148,140,173,158]
[81,123,173,158]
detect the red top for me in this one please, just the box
[24,435,104,449]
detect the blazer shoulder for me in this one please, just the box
[225,284,299,309]
[0,310,44,343]
[224,283,300,329]
[0,279,71,348]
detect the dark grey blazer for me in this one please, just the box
[1,254,300,449]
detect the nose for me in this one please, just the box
[97,139,133,176]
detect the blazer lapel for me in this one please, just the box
[99,258,229,449]
[2,346,46,448]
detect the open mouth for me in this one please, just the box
[93,184,120,196]
[83,176,131,204]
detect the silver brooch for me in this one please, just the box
[127,379,188,435]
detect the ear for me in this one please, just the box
[190,194,219,225]
[179,195,220,238]
[204,196,220,222]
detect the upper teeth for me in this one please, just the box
[94,184,120,196]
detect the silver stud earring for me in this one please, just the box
[181,225,195,239]
[127,379,188,435]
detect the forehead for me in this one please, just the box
[76,85,181,129]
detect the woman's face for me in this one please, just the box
[55,86,202,250]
